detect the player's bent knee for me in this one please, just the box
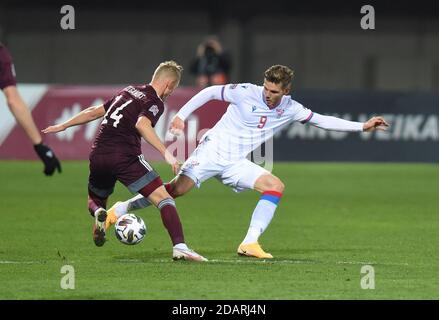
[173,185,188,198]
[272,179,285,193]
[147,185,171,207]
[165,183,181,198]
[169,175,194,198]
[261,175,285,193]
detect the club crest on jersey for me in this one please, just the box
[149,105,159,116]
[276,107,285,118]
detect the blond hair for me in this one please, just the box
[264,65,294,89]
[152,60,183,82]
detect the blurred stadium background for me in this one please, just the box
[1,0,438,162]
[1,0,439,300]
[1,0,439,90]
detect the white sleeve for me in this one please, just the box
[291,102,314,123]
[221,83,253,105]
[307,112,364,132]
[176,85,224,121]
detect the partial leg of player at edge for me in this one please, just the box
[104,171,283,259]
[88,181,207,262]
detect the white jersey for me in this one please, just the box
[176,83,363,162]
[176,83,364,190]
[201,83,313,161]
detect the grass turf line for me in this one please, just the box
[0,161,438,299]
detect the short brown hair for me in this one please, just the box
[264,65,294,89]
[152,60,184,82]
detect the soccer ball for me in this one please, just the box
[115,214,147,245]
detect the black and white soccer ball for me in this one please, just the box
[114,214,147,245]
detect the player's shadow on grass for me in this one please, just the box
[279,247,362,254]
[112,249,173,263]
[270,247,363,263]
[112,248,233,262]
[111,248,355,264]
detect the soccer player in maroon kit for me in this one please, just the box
[43,61,207,261]
[0,42,61,175]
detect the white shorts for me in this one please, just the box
[179,138,270,193]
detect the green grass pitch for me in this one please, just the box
[1,160,438,299]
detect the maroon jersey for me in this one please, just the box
[92,85,164,155]
[0,43,17,89]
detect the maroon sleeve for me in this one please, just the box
[0,46,17,89]
[138,101,164,127]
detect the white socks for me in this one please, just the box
[242,192,282,244]
[126,194,152,211]
[114,194,151,218]
[114,201,130,218]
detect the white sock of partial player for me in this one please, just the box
[112,201,129,218]
[112,195,152,219]
[241,191,282,244]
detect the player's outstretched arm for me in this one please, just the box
[308,113,389,132]
[174,85,224,121]
[42,105,105,133]
[169,85,225,136]
[136,116,181,175]
[362,116,390,132]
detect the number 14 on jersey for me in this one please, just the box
[102,94,133,128]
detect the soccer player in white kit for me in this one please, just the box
[104,65,389,258]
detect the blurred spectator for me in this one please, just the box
[190,36,232,88]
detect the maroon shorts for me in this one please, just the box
[88,152,163,199]
[0,45,17,89]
